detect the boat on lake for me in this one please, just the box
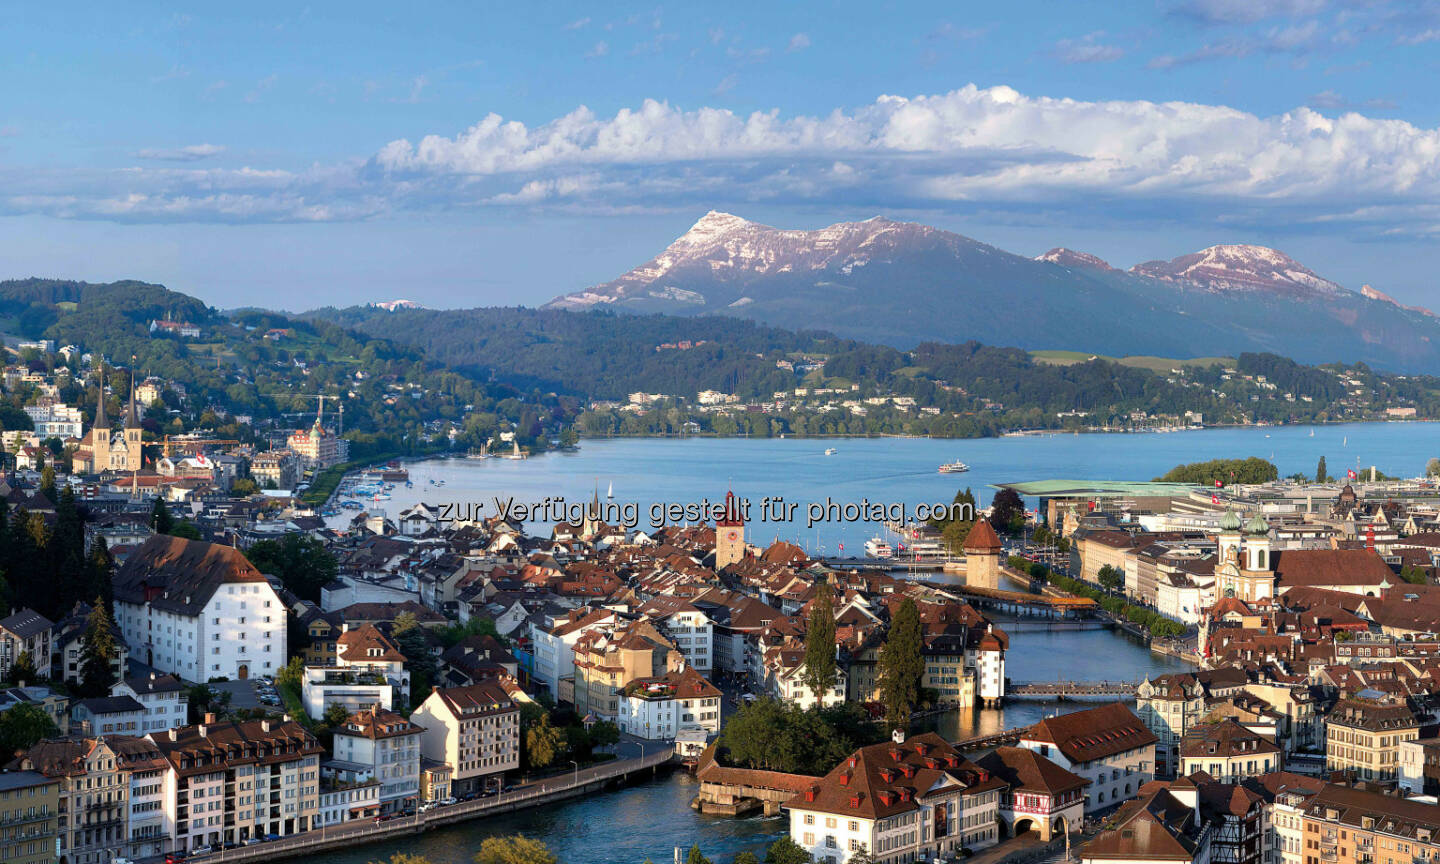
[938,460,970,473]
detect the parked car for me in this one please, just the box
[243,837,263,846]
[264,833,281,842]
[164,853,187,864]
[418,802,435,813]
[190,845,213,856]
[439,796,457,806]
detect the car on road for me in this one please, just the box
[264,833,280,842]
[115,858,135,864]
[164,853,187,864]
[190,845,213,856]
[418,802,435,813]
[439,796,457,805]
[243,837,263,846]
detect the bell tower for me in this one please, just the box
[714,491,745,570]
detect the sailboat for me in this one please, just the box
[606,481,614,500]
[1309,430,1315,437]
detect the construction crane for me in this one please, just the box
[258,393,344,434]
[162,436,240,458]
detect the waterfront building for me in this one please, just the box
[636,596,715,676]
[316,778,380,827]
[409,681,519,798]
[286,411,348,469]
[113,535,287,681]
[974,746,1089,841]
[150,715,324,850]
[785,732,1005,864]
[0,770,60,864]
[1300,783,1440,864]
[329,705,423,815]
[963,519,1002,591]
[1179,720,1282,783]
[616,666,723,740]
[1020,703,1158,813]
[1324,696,1419,782]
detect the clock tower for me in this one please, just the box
[714,491,746,570]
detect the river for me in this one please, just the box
[316,422,1432,863]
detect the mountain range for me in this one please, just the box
[545,212,1440,372]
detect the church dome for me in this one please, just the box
[1244,512,1269,536]
[1219,508,1242,532]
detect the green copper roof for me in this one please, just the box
[1244,512,1270,535]
[992,479,1201,497]
[1219,508,1242,531]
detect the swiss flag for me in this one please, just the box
[1348,469,1358,479]
[1211,494,1220,504]
[1214,480,1222,488]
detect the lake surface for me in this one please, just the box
[354,421,1438,551]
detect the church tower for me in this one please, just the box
[122,374,143,470]
[714,491,745,570]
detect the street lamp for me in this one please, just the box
[569,759,579,786]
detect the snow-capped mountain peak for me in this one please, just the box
[1129,244,1347,298]
[1036,248,1116,271]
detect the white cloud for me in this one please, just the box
[1053,34,1125,64]
[1174,0,1327,25]
[564,17,591,30]
[9,83,1440,238]
[788,33,811,52]
[136,144,226,162]
[585,41,609,59]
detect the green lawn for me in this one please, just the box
[1030,349,1233,371]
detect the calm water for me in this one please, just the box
[361,422,1437,551]
[323,422,1431,863]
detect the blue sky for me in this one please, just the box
[4,0,1440,310]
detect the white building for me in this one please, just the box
[409,681,520,798]
[616,667,723,740]
[637,598,715,676]
[113,536,287,681]
[316,780,380,827]
[329,705,424,814]
[22,402,83,439]
[786,732,1004,864]
[530,607,615,699]
[113,673,189,735]
[1019,703,1158,814]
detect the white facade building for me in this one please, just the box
[329,706,423,814]
[113,536,287,682]
[113,673,189,734]
[615,668,723,740]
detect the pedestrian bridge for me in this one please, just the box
[1007,680,1139,699]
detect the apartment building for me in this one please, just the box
[0,770,60,864]
[150,715,323,851]
[12,737,132,864]
[330,706,423,815]
[1180,720,1282,784]
[1325,697,1419,782]
[112,673,189,735]
[785,732,1005,864]
[1300,784,1440,864]
[1138,669,1249,778]
[616,666,723,740]
[572,620,682,720]
[410,682,519,798]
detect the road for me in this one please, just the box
[135,735,673,864]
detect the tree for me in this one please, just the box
[686,846,713,864]
[989,487,1026,536]
[847,845,876,864]
[733,853,760,864]
[877,598,924,731]
[231,477,260,496]
[324,702,352,727]
[1400,565,1428,585]
[1427,457,1440,478]
[524,715,565,770]
[587,719,620,751]
[9,651,36,685]
[472,834,556,864]
[87,537,115,608]
[1316,456,1328,484]
[393,612,437,709]
[1097,564,1124,593]
[276,655,305,692]
[78,600,118,697]
[0,703,58,756]
[764,837,812,864]
[244,534,338,603]
[150,497,174,534]
[800,580,837,708]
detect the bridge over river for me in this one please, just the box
[1007,680,1140,700]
